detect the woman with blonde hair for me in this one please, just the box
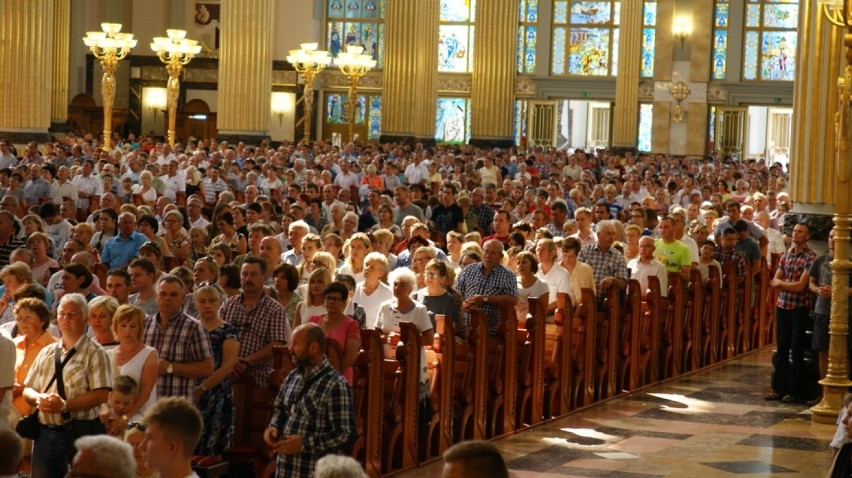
[353,252,393,327]
[293,267,332,329]
[27,232,58,286]
[22,214,47,236]
[185,165,207,200]
[339,233,371,283]
[108,304,159,421]
[88,295,120,349]
[189,226,209,265]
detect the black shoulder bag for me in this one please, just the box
[15,345,76,440]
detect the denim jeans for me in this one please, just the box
[31,425,73,478]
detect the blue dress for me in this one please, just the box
[195,322,238,456]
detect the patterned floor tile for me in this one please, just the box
[700,460,796,474]
[736,433,829,452]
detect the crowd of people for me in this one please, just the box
[0,131,847,477]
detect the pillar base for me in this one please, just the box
[783,212,835,240]
[379,133,415,144]
[216,132,270,147]
[469,137,515,148]
[811,375,852,424]
[0,130,51,146]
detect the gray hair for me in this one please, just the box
[74,435,136,478]
[314,454,367,478]
[289,220,310,234]
[388,267,417,290]
[59,293,89,320]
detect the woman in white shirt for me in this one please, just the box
[515,251,550,321]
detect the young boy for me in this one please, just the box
[697,240,722,284]
[100,375,139,438]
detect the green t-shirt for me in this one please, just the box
[653,239,692,273]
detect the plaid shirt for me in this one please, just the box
[24,177,51,204]
[24,334,113,425]
[143,311,213,401]
[712,246,747,278]
[578,244,628,286]
[455,262,518,336]
[470,204,495,236]
[269,358,355,477]
[776,244,817,310]
[220,292,290,388]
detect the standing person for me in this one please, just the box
[9,298,57,429]
[306,281,360,385]
[193,283,239,457]
[263,323,355,478]
[765,223,816,403]
[431,183,464,236]
[455,239,519,336]
[109,305,159,422]
[23,293,113,478]
[653,216,692,282]
[627,236,669,298]
[809,228,852,383]
[140,397,204,478]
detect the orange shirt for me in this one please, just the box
[13,330,57,414]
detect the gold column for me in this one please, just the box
[50,0,70,133]
[470,0,518,146]
[612,0,642,149]
[380,0,418,140]
[0,0,54,143]
[412,0,439,142]
[216,0,273,142]
[790,0,840,208]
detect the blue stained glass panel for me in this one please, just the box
[712,30,727,79]
[355,95,366,124]
[378,24,385,68]
[760,31,796,81]
[518,26,525,73]
[362,25,378,61]
[611,28,619,76]
[519,0,526,18]
[438,25,471,72]
[328,22,344,57]
[641,28,655,77]
[744,31,759,80]
[637,104,653,152]
[368,96,381,140]
[527,0,539,22]
[568,28,609,76]
[514,100,528,147]
[552,27,566,74]
[345,0,362,18]
[344,23,361,48]
[643,1,657,26]
[327,94,346,123]
[746,4,760,27]
[329,0,345,18]
[763,4,798,28]
[362,0,379,18]
[440,0,472,21]
[525,26,537,73]
[436,98,469,144]
[570,2,612,24]
[715,2,728,27]
[555,1,568,23]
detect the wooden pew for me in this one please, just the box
[735,262,752,354]
[619,279,642,392]
[465,310,489,440]
[494,304,518,436]
[351,329,383,478]
[223,376,274,478]
[641,276,663,386]
[752,259,770,349]
[594,286,620,400]
[572,288,597,408]
[517,296,546,427]
[422,314,456,461]
[682,268,703,373]
[701,266,722,367]
[719,262,737,360]
[659,274,683,379]
[543,292,573,418]
[380,322,420,474]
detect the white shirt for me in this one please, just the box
[678,234,700,264]
[353,282,394,329]
[72,174,102,210]
[404,162,429,184]
[333,171,359,191]
[0,331,13,424]
[47,219,73,259]
[627,257,668,297]
[51,180,78,205]
[535,263,572,306]
[190,216,210,229]
[160,173,184,201]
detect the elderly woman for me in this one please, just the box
[108,304,159,423]
[370,204,403,240]
[211,211,247,256]
[9,298,57,427]
[561,237,594,305]
[376,268,434,428]
[515,251,550,321]
[163,210,190,265]
[306,281,360,385]
[414,259,462,328]
[0,263,37,325]
[321,203,346,239]
[411,245,437,290]
[27,232,58,287]
[353,252,393,329]
[340,211,359,243]
[339,233,371,284]
[132,170,158,206]
[88,295,120,349]
[193,283,239,457]
[272,263,302,330]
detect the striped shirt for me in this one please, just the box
[24,335,113,425]
[143,312,213,401]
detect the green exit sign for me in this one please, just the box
[774,97,784,103]
[580,92,591,98]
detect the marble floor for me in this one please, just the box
[393,347,838,477]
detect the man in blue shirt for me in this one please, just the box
[100,212,147,269]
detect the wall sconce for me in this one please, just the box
[145,87,167,120]
[271,92,293,125]
[670,81,690,122]
[673,16,692,49]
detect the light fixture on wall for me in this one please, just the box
[673,16,692,49]
[146,88,167,120]
[670,81,690,123]
[150,29,202,147]
[286,42,332,143]
[83,23,136,144]
[333,45,376,142]
[271,92,292,126]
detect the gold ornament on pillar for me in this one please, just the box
[83,23,137,145]
[334,45,376,142]
[150,30,202,147]
[810,0,852,422]
[670,81,690,123]
[286,43,332,144]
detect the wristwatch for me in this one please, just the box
[167,362,174,375]
[483,296,489,304]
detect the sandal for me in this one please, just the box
[782,395,802,403]
[764,392,782,401]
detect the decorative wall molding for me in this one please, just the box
[320,71,383,90]
[638,79,655,99]
[515,77,536,96]
[438,74,471,94]
[707,83,727,102]
[271,70,299,86]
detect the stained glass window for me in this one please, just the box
[368,96,382,140]
[436,98,471,144]
[326,93,368,125]
[742,0,798,81]
[327,0,385,69]
[517,0,538,74]
[637,103,653,152]
[439,0,476,73]
[551,1,620,77]
[712,0,729,80]
[641,2,656,78]
[514,100,529,146]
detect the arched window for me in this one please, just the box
[439,0,476,73]
[326,0,385,69]
[517,0,538,74]
[743,0,798,81]
[551,1,620,76]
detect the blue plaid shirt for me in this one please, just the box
[270,358,355,477]
[24,177,51,204]
[455,262,518,336]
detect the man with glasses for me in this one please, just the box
[186,197,209,229]
[455,239,519,336]
[101,212,147,270]
[221,257,288,389]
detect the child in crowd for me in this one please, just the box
[696,240,721,284]
[100,375,139,438]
